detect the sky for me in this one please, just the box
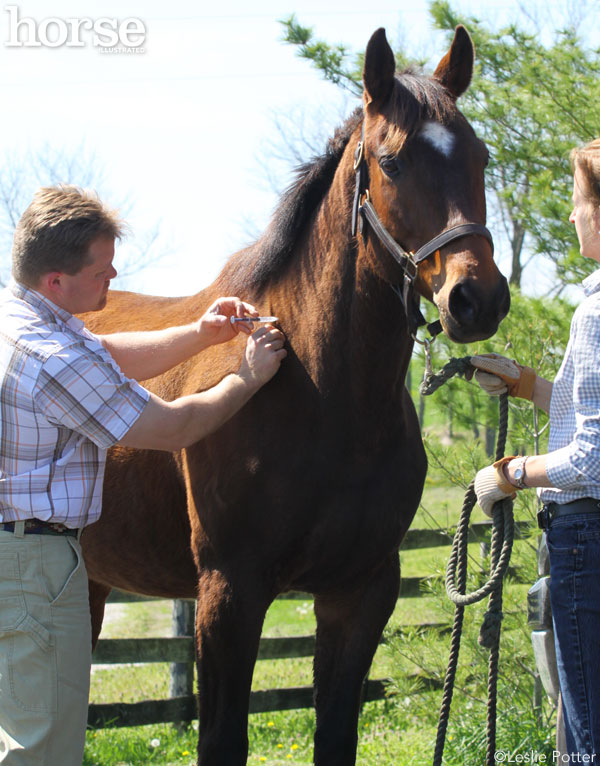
[0,0,596,298]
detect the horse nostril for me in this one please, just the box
[448,281,478,325]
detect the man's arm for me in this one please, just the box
[99,297,259,381]
[118,325,286,450]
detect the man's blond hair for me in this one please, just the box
[12,185,125,287]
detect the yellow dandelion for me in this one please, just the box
[277,744,284,749]
[259,758,267,763]
[267,721,275,727]
[291,744,299,750]
[182,751,190,757]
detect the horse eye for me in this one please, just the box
[379,155,401,177]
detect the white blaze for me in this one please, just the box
[420,121,455,157]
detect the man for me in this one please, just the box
[0,185,286,765]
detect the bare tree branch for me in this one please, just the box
[0,143,166,289]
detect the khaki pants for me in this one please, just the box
[0,528,91,765]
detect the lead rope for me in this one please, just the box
[419,357,514,766]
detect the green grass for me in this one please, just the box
[86,588,449,764]
[99,600,173,639]
[414,485,468,529]
[262,599,316,637]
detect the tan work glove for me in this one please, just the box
[468,353,537,400]
[474,457,518,517]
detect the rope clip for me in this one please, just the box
[412,333,434,382]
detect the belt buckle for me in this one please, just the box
[537,506,550,530]
[47,522,67,534]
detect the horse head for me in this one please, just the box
[357,26,510,343]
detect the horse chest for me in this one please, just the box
[277,456,426,593]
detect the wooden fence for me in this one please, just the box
[88,520,532,729]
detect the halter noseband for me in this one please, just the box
[351,122,494,338]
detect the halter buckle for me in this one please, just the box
[404,252,418,281]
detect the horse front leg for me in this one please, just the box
[195,567,271,766]
[312,554,400,766]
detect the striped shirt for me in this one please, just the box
[541,268,600,504]
[0,280,149,528]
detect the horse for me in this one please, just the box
[81,25,510,766]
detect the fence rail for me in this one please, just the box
[88,520,534,728]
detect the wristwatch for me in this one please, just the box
[512,457,529,490]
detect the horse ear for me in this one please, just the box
[363,28,396,107]
[433,25,474,99]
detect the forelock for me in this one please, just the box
[382,71,456,155]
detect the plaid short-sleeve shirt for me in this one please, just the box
[541,269,600,504]
[0,280,150,528]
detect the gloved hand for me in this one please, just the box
[474,457,518,517]
[468,353,537,400]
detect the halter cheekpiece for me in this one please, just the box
[351,119,494,338]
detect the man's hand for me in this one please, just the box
[237,325,287,390]
[119,324,287,452]
[468,353,537,400]
[474,459,517,517]
[198,297,261,347]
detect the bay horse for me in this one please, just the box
[81,25,510,766]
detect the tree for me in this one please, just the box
[281,13,429,94]
[0,143,165,288]
[280,4,600,291]
[0,144,99,285]
[430,1,600,290]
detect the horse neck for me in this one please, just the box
[278,138,415,399]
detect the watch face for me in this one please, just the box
[514,459,526,487]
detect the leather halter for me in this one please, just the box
[351,121,494,337]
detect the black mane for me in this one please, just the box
[222,70,456,296]
[222,106,362,296]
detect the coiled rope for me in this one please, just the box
[420,357,514,766]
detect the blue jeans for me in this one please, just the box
[547,511,600,758]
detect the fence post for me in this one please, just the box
[169,599,196,727]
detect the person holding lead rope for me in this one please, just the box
[472,138,600,759]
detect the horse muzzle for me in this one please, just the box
[437,275,511,343]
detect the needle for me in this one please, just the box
[230,316,279,323]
